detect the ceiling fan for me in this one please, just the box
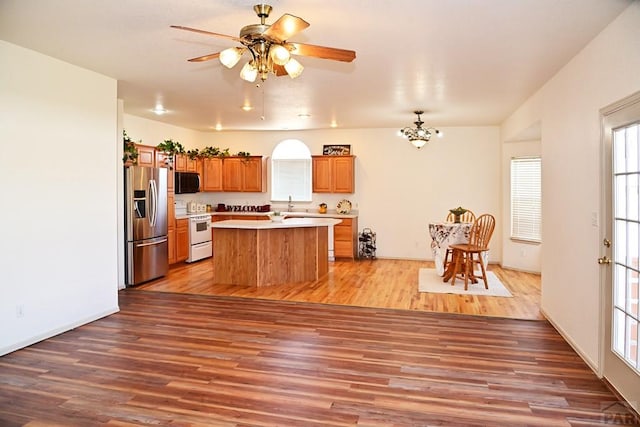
[171,4,356,83]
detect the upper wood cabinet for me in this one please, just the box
[312,155,355,193]
[186,157,198,172]
[203,157,223,191]
[174,154,187,172]
[222,156,265,192]
[156,151,174,191]
[175,154,197,172]
[136,144,156,167]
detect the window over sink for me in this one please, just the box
[271,139,312,202]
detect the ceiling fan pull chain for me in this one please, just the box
[260,85,266,120]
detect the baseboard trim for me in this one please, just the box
[0,306,120,356]
[540,307,599,373]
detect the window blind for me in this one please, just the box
[270,139,312,202]
[511,157,542,242]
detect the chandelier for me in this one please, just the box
[218,5,304,83]
[399,110,442,149]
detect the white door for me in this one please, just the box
[601,92,640,415]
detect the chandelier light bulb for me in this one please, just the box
[239,61,258,82]
[219,47,244,68]
[269,44,291,66]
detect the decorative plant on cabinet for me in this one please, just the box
[122,130,139,165]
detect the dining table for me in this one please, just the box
[429,222,474,276]
[429,221,492,283]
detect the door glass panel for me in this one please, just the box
[625,128,638,172]
[627,221,639,266]
[614,308,625,354]
[615,175,627,222]
[612,122,640,373]
[625,315,638,367]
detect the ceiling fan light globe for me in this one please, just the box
[284,57,304,79]
[240,61,258,82]
[269,44,291,66]
[219,47,243,68]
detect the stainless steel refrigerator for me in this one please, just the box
[124,166,168,286]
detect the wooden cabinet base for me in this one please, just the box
[213,227,328,286]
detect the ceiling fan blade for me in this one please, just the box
[262,14,310,42]
[272,64,288,77]
[170,25,241,43]
[187,52,221,62]
[289,42,356,62]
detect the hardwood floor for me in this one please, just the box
[139,258,543,320]
[1,291,637,426]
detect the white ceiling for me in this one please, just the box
[0,0,632,132]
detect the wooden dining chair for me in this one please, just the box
[443,209,476,272]
[445,210,476,223]
[449,214,496,290]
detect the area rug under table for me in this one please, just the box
[418,268,513,297]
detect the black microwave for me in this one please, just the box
[175,172,200,194]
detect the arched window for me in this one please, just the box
[271,139,312,202]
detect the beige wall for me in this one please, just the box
[0,41,120,355]
[501,1,640,380]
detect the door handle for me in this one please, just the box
[598,256,611,265]
[603,238,611,248]
[136,238,168,248]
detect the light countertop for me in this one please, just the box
[211,217,342,229]
[176,210,358,220]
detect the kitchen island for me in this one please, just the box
[211,218,341,287]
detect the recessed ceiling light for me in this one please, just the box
[152,106,167,115]
[241,105,253,111]
[215,124,222,131]
[330,120,338,128]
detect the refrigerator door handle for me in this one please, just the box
[149,178,157,227]
[136,238,168,248]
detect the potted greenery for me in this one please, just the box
[122,130,138,165]
[156,139,185,169]
[449,206,468,223]
[186,148,200,160]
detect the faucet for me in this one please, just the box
[288,195,294,212]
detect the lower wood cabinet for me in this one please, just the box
[291,214,358,260]
[168,227,176,265]
[334,217,358,260]
[176,218,189,262]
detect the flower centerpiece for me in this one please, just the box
[449,206,468,223]
[271,211,284,222]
